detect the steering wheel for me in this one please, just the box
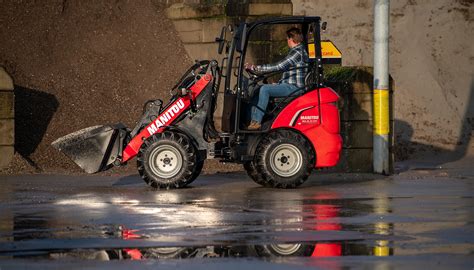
[245,67,267,83]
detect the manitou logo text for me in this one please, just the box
[300,115,319,124]
[147,99,185,135]
[300,115,319,120]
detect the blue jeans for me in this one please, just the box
[251,83,298,123]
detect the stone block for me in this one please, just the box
[351,80,372,94]
[201,17,227,43]
[342,120,394,147]
[225,2,248,16]
[166,3,224,19]
[248,3,292,16]
[0,91,14,119]
[339,92,394,121]
[339,93,373,121]
[342,121,372,148]
[179,30,203,43]
[173,19,203,32]
[183,43,219,62]
[0,145,14,168]
[336,148,373,173]
[350,67,374,93]
[326,66,395,94]
[0,67,14,91]
[0,120,14,145]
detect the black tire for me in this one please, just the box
[255,243,315,257]
[137,131,197,189]
[189,159,204,183]
[141,247,194,259]
[244,161,269,187]
[255,130,315,188]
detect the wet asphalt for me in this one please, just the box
[0,159,473,269]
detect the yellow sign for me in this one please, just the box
[308,43,316,59]
[307,41,342,59]
[321,41,342,58]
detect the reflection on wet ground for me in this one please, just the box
[3,240,392,260]
[0,173,473,267]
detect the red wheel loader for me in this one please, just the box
[52,16,342,189]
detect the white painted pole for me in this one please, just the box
[373,0,390,174]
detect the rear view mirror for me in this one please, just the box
[321,21,327,32]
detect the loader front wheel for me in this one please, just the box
[137,131,198,189]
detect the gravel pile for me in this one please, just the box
[0,0,194,174]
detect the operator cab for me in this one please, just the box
[219,17,325,134]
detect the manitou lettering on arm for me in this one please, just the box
[147,99,186,136]
[159,114,169,124]
[147,124,158,134]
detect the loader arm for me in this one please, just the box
[122,74,213,162]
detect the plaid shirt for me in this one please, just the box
[256,43,309,88]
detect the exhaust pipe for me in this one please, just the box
[52,123,129,173]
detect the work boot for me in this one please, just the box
[247,121,261,130]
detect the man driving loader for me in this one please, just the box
[244,27,309,130]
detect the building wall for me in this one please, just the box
[292,0,474,156]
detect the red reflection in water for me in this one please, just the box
[311,194,342,257]
[122,228,143,260]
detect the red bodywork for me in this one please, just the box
[122,76,341,168]
[122,75,213,162]
[271,87,342,168]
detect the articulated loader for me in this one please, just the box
[53,16,342,189]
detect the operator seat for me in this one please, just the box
[269,70,315,105]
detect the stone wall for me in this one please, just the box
[0,67,14,168]
[326,67,394,173]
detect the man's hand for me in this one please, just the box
[244,63,256,71]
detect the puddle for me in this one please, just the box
[1,176,472,263]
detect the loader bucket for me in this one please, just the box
[52,124,128,173]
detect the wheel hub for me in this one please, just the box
[270,243,302,255]
[148,145,182,178]
[269,144,303,177]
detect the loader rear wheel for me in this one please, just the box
[254,243,314,257]
[137,131,198,189]
[255,130,314,188]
